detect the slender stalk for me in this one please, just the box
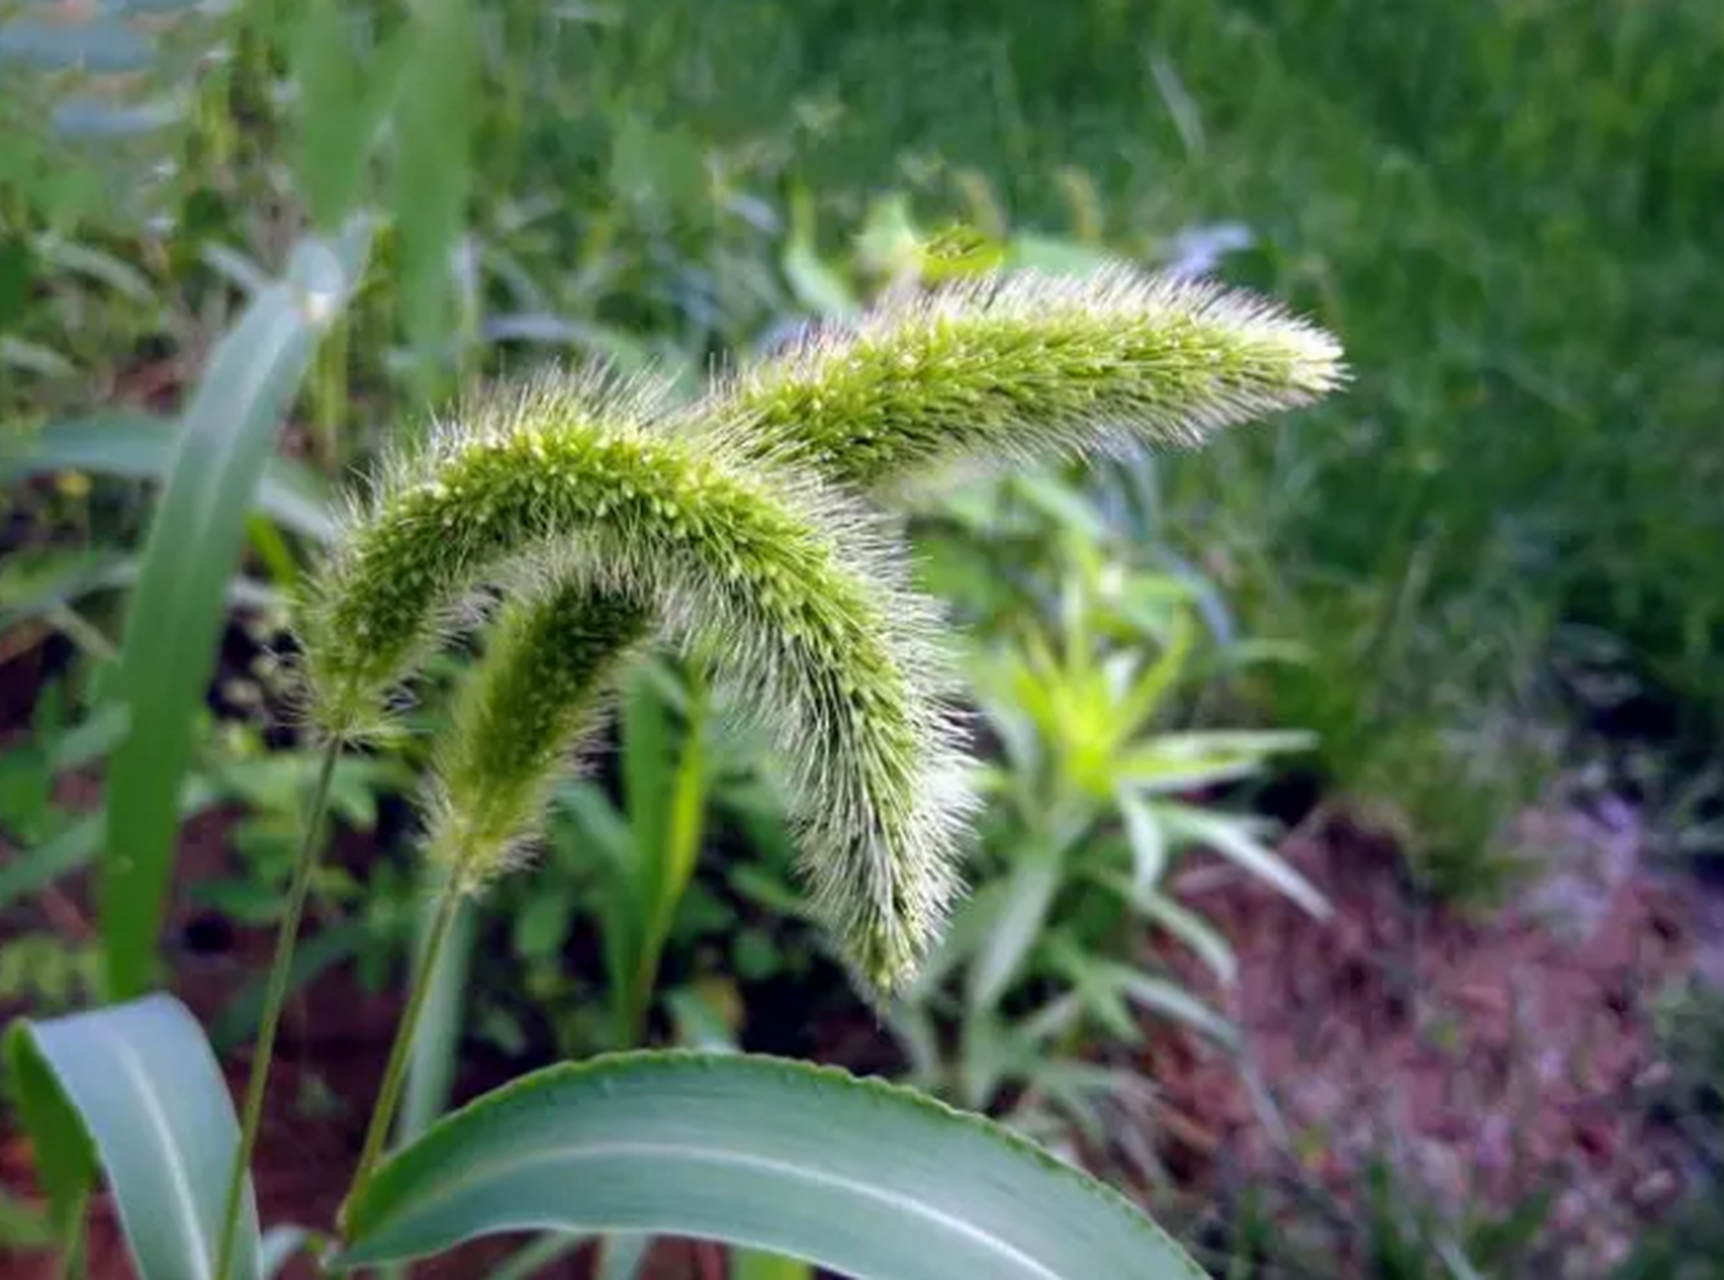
[215,737,343,1280]
[349,877,465,1194]
[56,1218,86,1280]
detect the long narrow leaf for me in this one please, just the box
[0,778,217,912]
[100,225,367,998]
[392,0,479,393]
[0,553,284,634]
[397,883,475,1142]
[1162,805,1330,920]
[490,1233,592,1280]
[5,995,262,1280]
[335,1052,1199,1278]
[1096,870,1236,986]
[967,851,1062,1013]
[0,414,337,542]
[3,1017,94,1245]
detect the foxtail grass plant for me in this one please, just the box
[214,263,1343,1278]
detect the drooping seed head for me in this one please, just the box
[714,263,1346,490]
[297,373,970,993]
[424,576,654,888]
[401,265,1345,993]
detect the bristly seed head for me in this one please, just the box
[296,372,969,995]
[298,264,1344,998]
[425,577,654,888]
[708,263,1346,490]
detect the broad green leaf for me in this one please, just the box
[5,995,262,1280]
[335,1052,1200,1279]
[101,225,367,999]
[0,414,337,542]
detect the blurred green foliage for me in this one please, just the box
[2,0,1721,1274]
[892,474,1320,1183]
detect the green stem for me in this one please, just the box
[56,1216,86,1280]
[215,736,342,1280]
[348,876,465,1195]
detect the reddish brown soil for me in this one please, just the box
[1146,802,1714,1274]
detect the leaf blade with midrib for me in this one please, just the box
[335,1052,1201,1280]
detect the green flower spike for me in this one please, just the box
[718,263,1346,488]
[424,573,654,887]
[298,374,969,993]
[325,264,1345,996]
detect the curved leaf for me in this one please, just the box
[336,1052,1199,1279]
[3,1020,94,1243]
[101,224,366,999]
[4,995,261,1280]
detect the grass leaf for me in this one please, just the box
[335,1052,1197,1278]
[5,995,261,1279]
[99,225,366,998]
